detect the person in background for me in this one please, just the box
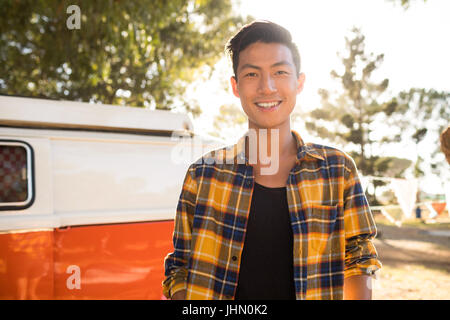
[440,125,450,220]
[440,126,450,165]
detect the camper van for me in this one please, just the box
[0,95,222,299]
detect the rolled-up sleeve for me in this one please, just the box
[162,164,197,298]
[343,158,382,279]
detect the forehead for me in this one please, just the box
[237,42,294,70]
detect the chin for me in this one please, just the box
[252,116,288,128]
[251,121,284,130]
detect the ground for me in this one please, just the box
[371,214,450,300]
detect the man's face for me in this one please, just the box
[231,42,305,130]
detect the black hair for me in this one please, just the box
[225,20,301,78]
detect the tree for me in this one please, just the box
[383,88,450,177]
[210,103,247,142]
[303,27,412,205]
[305,27,395,173]
[386,0,428,9]
[0,0,248,114]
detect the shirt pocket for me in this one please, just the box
[306,205,339,255]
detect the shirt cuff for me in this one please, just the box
[344,259,382,279]
[162,270,188,299]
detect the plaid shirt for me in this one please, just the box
[163,130,381,300]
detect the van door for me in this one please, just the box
[0,139,54,299]
[49,134,183,299]
[53,220,174,299]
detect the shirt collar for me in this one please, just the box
[227,129,324,165]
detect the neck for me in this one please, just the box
[246,119,296,165]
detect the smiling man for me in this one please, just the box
[163,20,381,300]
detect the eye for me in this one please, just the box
[244,72,258,77]
[275,70,289,75]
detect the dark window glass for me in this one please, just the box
[0,145,29,203]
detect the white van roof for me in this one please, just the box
[0,95,194,134]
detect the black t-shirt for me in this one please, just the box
[234,182,296,300]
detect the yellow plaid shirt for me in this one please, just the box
[163,130,381,300]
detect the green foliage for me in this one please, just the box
[386,0,428,9]
[303,27,430,205]
[210,103,247,140]
[0,0,247,113]
[384,88,450,176]
[305,26,449,185]
[414,156,426,177]
[305,27,393,176]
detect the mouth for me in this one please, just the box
[254,100,282,111]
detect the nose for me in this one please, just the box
[257,73,276,95]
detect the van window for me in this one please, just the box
[0,142,33,210]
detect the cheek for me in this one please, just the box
[238,82,256,97]
[238,91,257,110]
[280,78,300,93]
[285,80,298,95]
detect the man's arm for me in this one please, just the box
[162,165,197,300]
[344,275,371,300]
[342,156,381,299]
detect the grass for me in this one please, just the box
[372,211,450,300]
[400,221,450,229]
[374,214,450,230]
[373,264,450,300]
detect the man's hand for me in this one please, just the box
[343,274,372,300]
[171,289,186,300]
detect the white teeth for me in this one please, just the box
[256,101,280,108]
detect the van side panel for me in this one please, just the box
[0,230,54,299]
[53,220,174,299]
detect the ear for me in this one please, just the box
[230,76,240,98]
[296,73,306,94]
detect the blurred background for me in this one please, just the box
[1,0,449,299]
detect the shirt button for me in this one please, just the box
[232,256,237,261]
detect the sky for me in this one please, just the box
[187,0,450,194]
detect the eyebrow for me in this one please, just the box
[238,60,294,72]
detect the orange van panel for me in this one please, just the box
[53,220,174,300]
[0,220,174,300]
[0,230,54,299]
